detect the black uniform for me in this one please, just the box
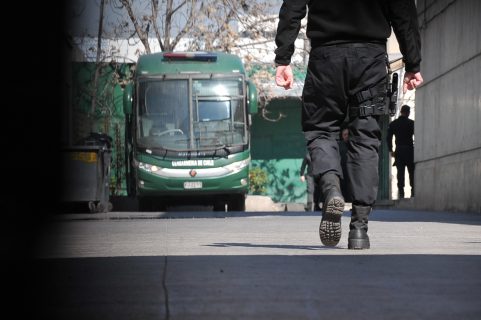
[275,0,421,206]
[387,115,415,196]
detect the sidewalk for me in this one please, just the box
[34,207,481,320]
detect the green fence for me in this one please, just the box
[70,62,134,196]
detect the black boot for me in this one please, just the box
[348,205,371,249]
[318,172,344,246]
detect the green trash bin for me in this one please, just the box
[61,133,113,213]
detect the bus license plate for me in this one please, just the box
[184,181,202,189]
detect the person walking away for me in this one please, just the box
[274,0,423,249]
[300,152,321,211]
[387,104,415,198]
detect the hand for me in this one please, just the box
[300,175,305,183]
[403,72,423,93]
[275,65,294,90]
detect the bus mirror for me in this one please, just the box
[123,83,133,115]
[247,80,258,114]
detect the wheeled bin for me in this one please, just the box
[61,133,113,213]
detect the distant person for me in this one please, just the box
[387,104,415,198]
[338,127,352,202]
[300,152,321,211]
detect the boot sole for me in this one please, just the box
[319,196,344,246]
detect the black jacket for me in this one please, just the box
[274,0,421,73]
[387,115,414,152]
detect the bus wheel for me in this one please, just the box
[228,195,246,212]
[138,197,152,211]
[213,201,227,212]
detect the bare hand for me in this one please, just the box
[275,65,294,90]
[403,72,423,93]
[300,175,305,183]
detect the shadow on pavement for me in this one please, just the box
[29,254,481,320]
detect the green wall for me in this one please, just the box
[251,98,307,204]
[250,98,391,204]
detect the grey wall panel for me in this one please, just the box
[415,148,481,212]
[416,55,481,162]
[407,0,481,212]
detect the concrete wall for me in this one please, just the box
[413,0,481,212]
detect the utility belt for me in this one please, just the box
[349,57,398,118]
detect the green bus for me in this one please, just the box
[123,52,258,211]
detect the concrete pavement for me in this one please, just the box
[32,206,481,320]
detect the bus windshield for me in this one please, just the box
[136,77,247,151]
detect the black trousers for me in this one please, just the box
[395,145,415,191]
[302,43,387,206]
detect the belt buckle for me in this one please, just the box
[359,103,373,117]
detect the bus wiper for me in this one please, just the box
[213,144,230,157]
[141,146,168,155]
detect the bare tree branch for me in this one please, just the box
[163,0,173,50]
[91,0,106,114]
[171,0,196,50]
[114,0,276,58]
[171,0,188,16]
[119,0,151,53]
[151,0,164,51]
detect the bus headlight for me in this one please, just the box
[138,162,162,173]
